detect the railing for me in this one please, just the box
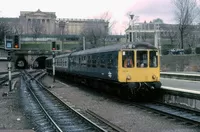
[160,72,200,81]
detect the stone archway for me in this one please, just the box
[15,56,28,69]
[32,56,47,69]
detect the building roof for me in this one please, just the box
[20,9,56,18]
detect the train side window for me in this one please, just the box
[137,51,148,68]
[150,51,158,67]
[107,54,113,69]
[122,51,134,68]
[65,58,67,66]
[82,56,86,66]
[87,55,91,67]
[79,56,81,65]
[72,57,75,66]
[91,55,96,67]
[100,55,105,68]
[96,56,100,67]
[75,56,78,66]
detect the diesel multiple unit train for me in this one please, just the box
[45,42,162,99]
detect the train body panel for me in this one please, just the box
[68,50,119,81]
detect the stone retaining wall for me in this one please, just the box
[161,55,200,72]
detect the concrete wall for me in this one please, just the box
[161,55,200,72]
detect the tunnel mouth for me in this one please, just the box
[15,57,28,69]
[33,56,47,69]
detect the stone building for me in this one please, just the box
[19,9,56,35]
[0,9,109,36]
[18,9,108,36]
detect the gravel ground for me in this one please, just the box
[41,75,200,132]
[0,77,34,132]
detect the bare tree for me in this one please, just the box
[184,25,198,48]
[161,24,179,46]
[0,21,12,45]
[12,22,23,35]
[31,21,44,42]
[100,11,116,45]
[81,11,115,48]
[82,21,106,48]
[172,0,199,49]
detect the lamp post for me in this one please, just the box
[129,14,134,42]
[129,14,139,42]
[129,14,134,30]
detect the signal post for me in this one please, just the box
[5,35,21,91]
[51,41,61,83]
[52,41,56,83]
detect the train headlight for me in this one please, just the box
[126,75,131,80]
[152,75,156,80]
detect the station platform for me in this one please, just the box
[161,71,200,75]
[161,77,200,94]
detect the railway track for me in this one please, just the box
[47,72,200,129]
[0,72,20,86]
[21,70,126,132]
[129,101,200,127]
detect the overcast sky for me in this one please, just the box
[0,0,175,34]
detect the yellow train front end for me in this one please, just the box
[118,49,161,94]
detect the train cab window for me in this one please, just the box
[150,51,158,67]
[122,51,134,68]
[137,51,148,68]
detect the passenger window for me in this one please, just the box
[122,51,134,68]
[96,56,100,67]
[107,54,113,69]
[87,56,91,67]
[92,55,96,67]
[100,55,105,68]
[150,51,158,67]
[137,51,148,68]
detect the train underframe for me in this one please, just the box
[46,69,162,101]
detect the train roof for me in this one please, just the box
[71,42,157,56]
[45,42,157,59]
[46,52,71,60]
